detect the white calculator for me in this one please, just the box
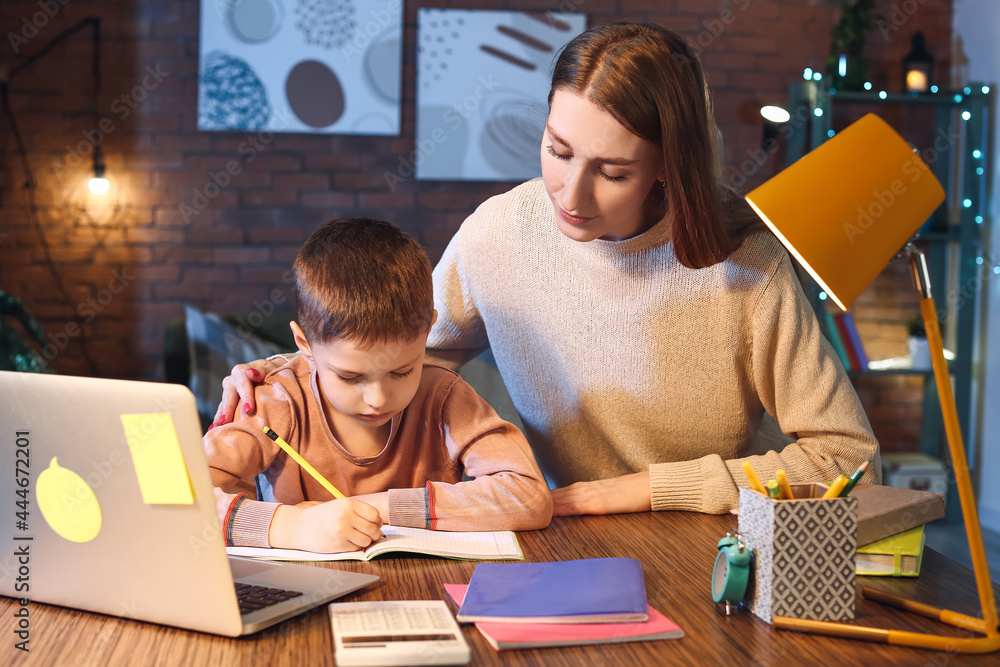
[329,600,471,667]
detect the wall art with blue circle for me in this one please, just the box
[198,0,402,135]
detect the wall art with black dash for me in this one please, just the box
[415,9,586,181]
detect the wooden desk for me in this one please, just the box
[4,511,999,666]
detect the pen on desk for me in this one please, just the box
[775,469,794,500]
[838,459,871,497]
[741,461,767,496]
[263,425,346,499]
[822,474,850,499]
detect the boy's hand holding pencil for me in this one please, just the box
[264,425,385,550]
[270,499,384,554]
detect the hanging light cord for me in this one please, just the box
[1,16,101,375]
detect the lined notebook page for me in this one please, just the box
[369,526,522,559]
[226,526,522,561]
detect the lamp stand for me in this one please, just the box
[774,244,999,653]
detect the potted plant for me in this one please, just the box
[0,291,50,373]
[906,315,931,371]
[826,0,876,90]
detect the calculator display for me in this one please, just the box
[330,600,471,667]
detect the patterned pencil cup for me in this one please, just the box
[738,484,857,624]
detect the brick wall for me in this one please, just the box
[0,0,953,448]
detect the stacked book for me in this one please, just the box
[852,484,945,577]
[447,558,683,651]
[857,526,926,576]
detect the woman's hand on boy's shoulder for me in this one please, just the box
[550,471,652,517]
[268,498,383,554]
[213,358,284,427]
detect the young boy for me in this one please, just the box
[205,218,552,554]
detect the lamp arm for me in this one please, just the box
[906,247,999,634]
[778,252,1000,651]
[903,242,932,298]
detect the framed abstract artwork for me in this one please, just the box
[198,0,403,135]
[414,9,586,181]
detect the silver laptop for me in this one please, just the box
[0,370,378,636]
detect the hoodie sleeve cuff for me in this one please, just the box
[388,486,430,529]
[228,497,279,548]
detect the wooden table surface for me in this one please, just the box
[4,511,999,666]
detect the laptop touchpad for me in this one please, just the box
[228,556,282,579]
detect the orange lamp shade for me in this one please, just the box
[745,114,945,311]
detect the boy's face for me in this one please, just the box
[291,319,433,434]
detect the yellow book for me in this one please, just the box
[856,525,925,577]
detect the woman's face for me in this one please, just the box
[541,88,665,243]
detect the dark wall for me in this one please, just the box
[0,0,953,394]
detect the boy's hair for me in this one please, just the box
[294,218,434,346]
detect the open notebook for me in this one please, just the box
[227,525,523,561]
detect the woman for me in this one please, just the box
[214,22,879,516]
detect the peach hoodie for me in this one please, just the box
[205,356,552,547]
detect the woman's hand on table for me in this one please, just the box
[210,357,286,428]
[550,470,652,516]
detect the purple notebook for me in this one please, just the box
[455,558,648,624]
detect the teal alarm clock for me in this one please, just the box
[712,531,752,610]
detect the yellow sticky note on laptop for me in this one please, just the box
[120,413,194,504]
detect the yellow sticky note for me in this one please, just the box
[120,413,194,504]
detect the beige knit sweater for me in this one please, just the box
[426,179,880,514]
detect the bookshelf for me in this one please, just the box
[783,79,995,516]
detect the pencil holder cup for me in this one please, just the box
[737,484,857,624]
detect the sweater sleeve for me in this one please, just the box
[388,377,552,531]
[204,381,296,546]
[426,220,491,371]
[649,257,880,514]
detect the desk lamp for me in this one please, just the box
[745,113,999,653]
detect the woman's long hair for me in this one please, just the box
[550,22,760,268]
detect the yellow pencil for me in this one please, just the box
[263,425,346,499]
[822,474,850,499]
[775,469,794,500]
[742,461,767,496]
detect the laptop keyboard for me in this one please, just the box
[235,582,304,615]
